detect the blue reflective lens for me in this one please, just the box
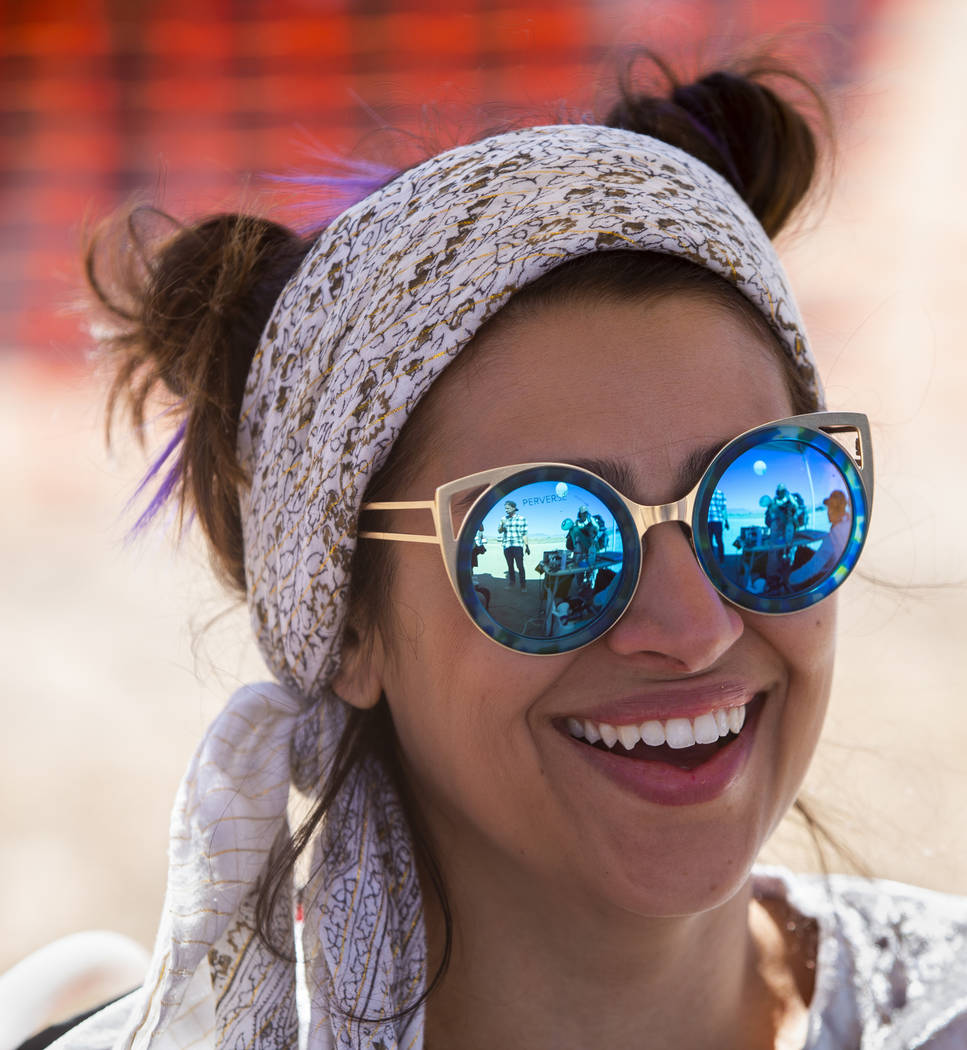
[693,425,869,614]
[451,428,869,654]
[454,466,641,655]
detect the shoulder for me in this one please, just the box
[755,866,967,1050]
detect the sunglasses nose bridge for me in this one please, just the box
[629,496,693,539]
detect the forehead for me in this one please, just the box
[413,293,796,504]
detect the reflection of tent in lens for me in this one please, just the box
[801,445,817,527]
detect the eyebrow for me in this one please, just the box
[570,439,728,504]
[675,440,730,495]
[568,456,637,495]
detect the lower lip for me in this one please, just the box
[563,696,764,807]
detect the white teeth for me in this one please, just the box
[568,702,751,751]
[598,723,619,748]
[617,724,640,750]
[664,718,696,749]
[692,712,720,745]
[640,720,665,746]
[728,706,746,734]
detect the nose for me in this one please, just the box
[604,522,743,671]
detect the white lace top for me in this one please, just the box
[754,867,967,1049]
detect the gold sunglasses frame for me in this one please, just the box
[358,411,873,642]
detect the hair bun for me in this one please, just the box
[87,209,311,591]
[604,58,825,237]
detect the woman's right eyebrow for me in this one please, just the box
[571,441,725,502]
[568,457,637,494]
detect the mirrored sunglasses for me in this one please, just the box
[360,412,873,655]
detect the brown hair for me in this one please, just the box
[604,51,828,239]
[89,209,314,592]
[87,57,830,1016]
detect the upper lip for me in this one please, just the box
[560,681,765,726]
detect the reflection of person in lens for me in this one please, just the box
[471,526,486,570]
[789,489,851,588]
[763,483,801,591]
[707,487,730,560]
[497,500,530,590]
[572,505,599,565]
[765,483,797,544]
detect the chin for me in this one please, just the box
[627,841,761,919]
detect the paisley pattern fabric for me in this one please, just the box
[238,123,819,703]
[52,125,822,1050]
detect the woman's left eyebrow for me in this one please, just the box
[675,441,728,494]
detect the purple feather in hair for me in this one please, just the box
[125,418,188,539]
[266,145,400,236]
[126,151,398,541]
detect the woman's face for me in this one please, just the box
[349,293,835,919]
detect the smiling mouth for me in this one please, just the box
[562,694,765,772]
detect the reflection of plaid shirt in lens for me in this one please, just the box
[499,513,528,547]
[708,489,728,522]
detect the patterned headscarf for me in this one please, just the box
[57,124,819,1050]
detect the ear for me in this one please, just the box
[331,621,384,710]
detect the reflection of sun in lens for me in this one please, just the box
[753,459,767,476]
[556,482,568,498]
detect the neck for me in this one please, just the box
[421,859,807,1050]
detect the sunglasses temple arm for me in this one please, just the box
[358,499,442,544]
[358,531,439,544]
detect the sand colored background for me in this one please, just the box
[2,0,966,990]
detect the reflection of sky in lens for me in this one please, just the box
[715,442,851,524]
[475,480,621,546]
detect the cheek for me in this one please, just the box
[754,600,837,798]
[376,544,604,876]
[752,595,837,686]
[784,603,837,723]
[377,546,550,784]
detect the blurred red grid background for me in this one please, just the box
[2,0,884,364]
[7,0,967,1015]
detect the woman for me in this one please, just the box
[46,61,967,1050]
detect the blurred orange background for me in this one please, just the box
[3,0,966,979]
